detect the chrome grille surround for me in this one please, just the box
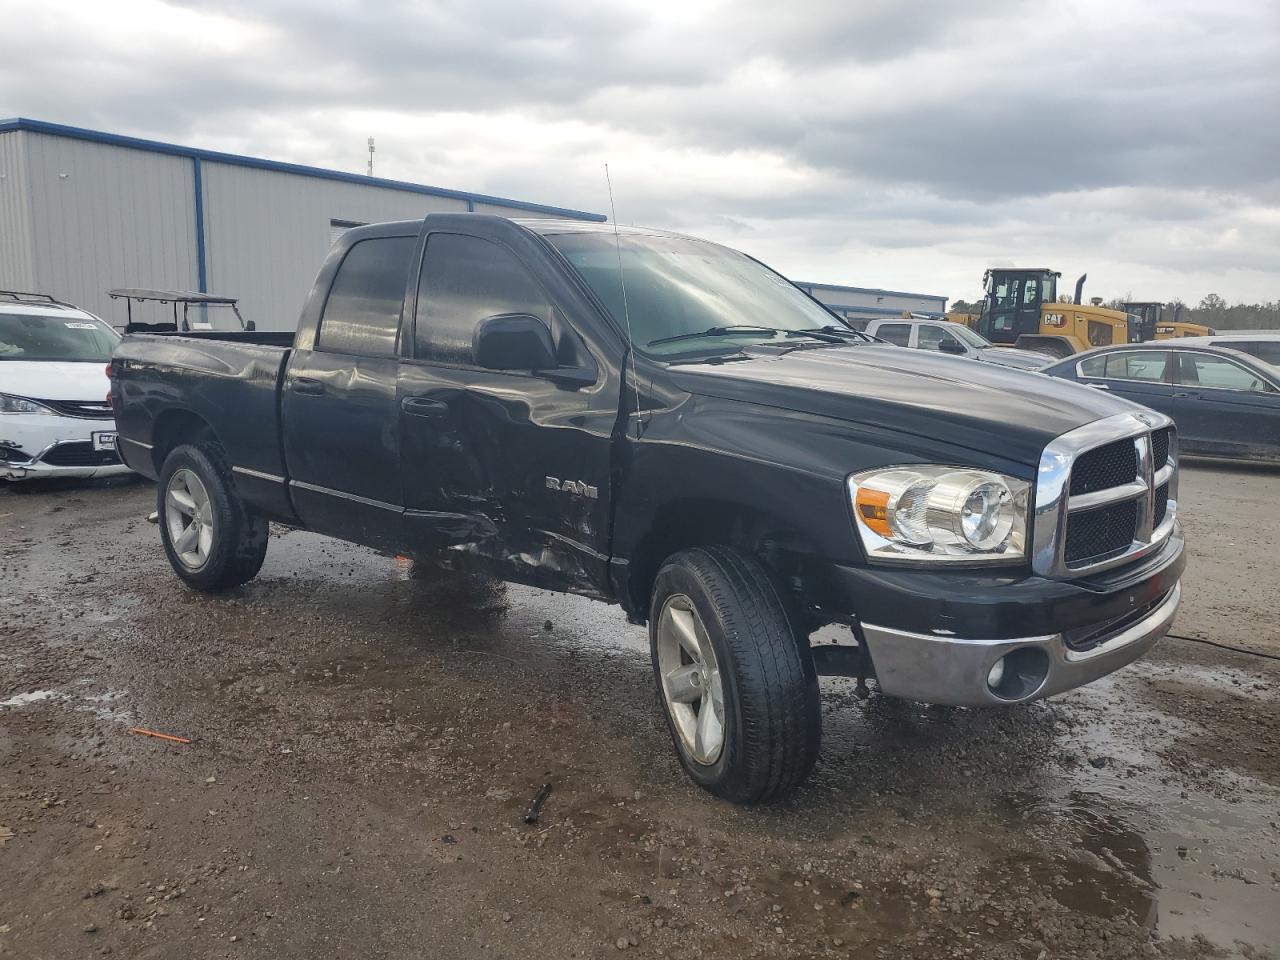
[1033,411,1178,578]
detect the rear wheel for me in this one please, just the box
[158,443,268,591]
[649,546,821,803]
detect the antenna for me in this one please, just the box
[605,163,642,440]
[367,137,375,177]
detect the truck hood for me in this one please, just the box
[974,346,1052,370]
[666,344,1130,466]
[0,361,110,402]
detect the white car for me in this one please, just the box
[864,317,1051,371]
[1,293,132,483]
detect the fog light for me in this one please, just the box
[986,646,1051,702]
[987,657,1006,690]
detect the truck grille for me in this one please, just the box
[39,442,121,467]
[1033,412,1178,577]
[1154,482,1170,527]
[1070,439,1138,496]
[1151,427,1171,471]
[1065,501,1138,565]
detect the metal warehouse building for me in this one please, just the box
[0,118,604,330]
[793,280,946,321]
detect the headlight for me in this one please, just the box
[0,393,56,415]
[848,466,1029,563]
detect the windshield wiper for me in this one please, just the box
[792,325,873,343]
[647,325,780,347]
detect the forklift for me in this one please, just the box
[975,268,1133,358]
[1122,301,1214,341]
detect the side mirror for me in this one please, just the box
[939,339,966,355]
[245,320,257,332]
[473,313,595,387]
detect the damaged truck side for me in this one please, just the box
[112,216,1185,803]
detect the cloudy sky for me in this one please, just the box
[3,0,1278,304]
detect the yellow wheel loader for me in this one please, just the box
[976,268,1132,358]
[1122,302,1215,341]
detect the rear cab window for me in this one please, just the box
[316,236,416,357]
[875,323,912,347]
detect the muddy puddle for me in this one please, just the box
[233,531,1280,954]
[5,477,1279,959]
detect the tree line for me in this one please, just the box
[948,294,1280,330]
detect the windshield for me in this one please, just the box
[0,312,119,362]
[949,324,991,348]
[546,232,848,356]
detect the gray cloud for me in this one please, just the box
[1,0,1277,302]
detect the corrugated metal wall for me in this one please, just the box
[0,131,36,291]
[797,283,947,319]
[2,128,586,331]
[21,132,199,326]
[201,162,474,330]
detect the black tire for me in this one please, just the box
[648,546,821,803]
[157,443,268,592]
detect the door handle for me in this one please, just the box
[401,396,450,417]
[1086,382,1110,390]
[1172,391,1195,398]
[293,376,325,396]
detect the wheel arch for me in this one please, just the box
[621,497,815,626]
[151,408,219,474]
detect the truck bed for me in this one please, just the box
[122,327,295,348]
[112,333,293,508]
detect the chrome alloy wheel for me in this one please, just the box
[656,594,725,765]
[165,468,214,570]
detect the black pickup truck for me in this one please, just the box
[112,215,1185,803]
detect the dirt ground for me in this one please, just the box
[2,460,1278,960]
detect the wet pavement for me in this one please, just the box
[1,462,1278,959]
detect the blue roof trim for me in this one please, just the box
[796,279,945,304]
[0,117,607,223]
[821,303,931,317]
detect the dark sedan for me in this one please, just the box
[1042,342,1280,463]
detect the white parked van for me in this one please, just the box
[0,292,131,482]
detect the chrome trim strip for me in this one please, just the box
[232,465,284,484]
[1068,480,1147,512]
[20,437,122,466]
[1134,431,1154,543]
[1033,411,1176,578]
[119,436,152,451]
[289,479,401,512]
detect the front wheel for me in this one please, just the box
[649,546,821,803]
[158,443,268,592]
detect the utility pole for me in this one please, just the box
[367,137,375,177]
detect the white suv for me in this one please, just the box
[1,293,132,483]
[864,317,1050,371]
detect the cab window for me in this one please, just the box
[316,236,416,357]
[1098,351,1170,382]
[875,323,911,347]
[415,233,552,366]
[1177,353,1272,393]
[917,325,960,352]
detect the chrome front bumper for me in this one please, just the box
[861,580,1180,706]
